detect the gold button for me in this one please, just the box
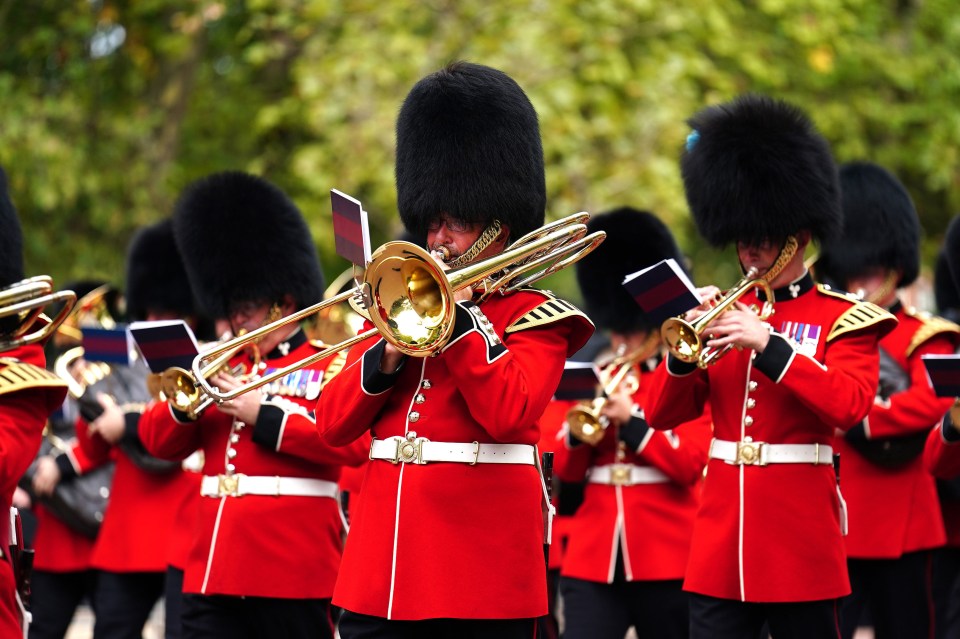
[226,464,236,473]
[422,380,432,390]
[744,416,754,426]
[230,434,240,444]
[227,448,237,459]
[415,394,426,404]
[748,381,758,391]
[409,411,420,423]
[747,398,756,409]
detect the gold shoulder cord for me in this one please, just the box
[505,295,592,334]
[904,311,960,357]
[0,358,68,397]
[826,301,895,342]
[446,220,503,268]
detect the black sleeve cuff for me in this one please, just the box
[169,403,196,423]
[666,354,698,376]
[845,421,869,443]
[619,415,651,451]
[120,412,142,446]
[449,301,478,343]
[943,412,960,443]
[55,453,78,481]
[753,333,794,382]
[252,403,284,450]
[565,431,584,448]
[361,339,405,395]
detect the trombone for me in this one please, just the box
[660,266,774,368]
[566,336,660,446]
[192,213,606,404]
[1,276,77,351]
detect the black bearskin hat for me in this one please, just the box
[125,219,197,321]
[576,207,685,334]
[396,61,545,242]
[934,248,960,323]
[944,216,960,307]
[0,167,24,288]
[681,94,840,248]
[172,172,324,318]
[817,162,919,289]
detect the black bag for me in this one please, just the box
[844,347,927,468]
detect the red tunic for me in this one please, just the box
[139,333,369,598]
[646,278,895,602]
[0,344,68,635]
[836,306,956,558]
[318,290,594,620]
[538,399,574,571]
[556,373,710,583]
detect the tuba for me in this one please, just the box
[566,336,660,445]
[191,213,606,404]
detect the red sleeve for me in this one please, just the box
[73,416,113,465]
[865,335,956,439]
[636,408,712,486]
[0,388,53,487]
[645,359,711,431]
[924,416,960,479]
[138,400,204,462]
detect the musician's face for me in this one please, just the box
[426,214,485,262]
[227,297,295,356]
[736,238,781,278]
[847,268,896,305]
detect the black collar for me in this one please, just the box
[757,271,815,302]
[265,327,307,360]
[887,299,903,315]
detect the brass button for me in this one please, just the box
[748,381,758,391]
[230,434,240,444]
[747,398,756,409]
[227,448,237,459]
[421,379,432,390]
[415,394,426,404]
[409,411,420,423]
[226,463,236,473]
[744,416,754,427]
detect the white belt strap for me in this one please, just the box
[588,464,670,486]
[369,434,537,466]
[200,474,339,498]
[709,438,833,466]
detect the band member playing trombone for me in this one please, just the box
[317,62,595,638]
[645,96,896,638]
[0,166,71,636]
[555,207,710,639]
[816,162,957,639]
[138,172,368,639]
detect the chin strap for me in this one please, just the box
[746,235,799,284]
[446,219,503,268]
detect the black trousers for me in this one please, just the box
[92,570,165,639]
[934,547,960,639]
[181,593,334,639]
[338,609,538,639]
[28,569,97,639]
[840,550,935,639]
[689,593,841,639]
[560,575,688,639]
[164,566,185,639]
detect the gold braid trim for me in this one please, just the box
[903,309,960,357]
[320,349,349,389]
[826,300,896,342]
[0,358,68,397]
[446,219,503,268]
[505,291,592,334]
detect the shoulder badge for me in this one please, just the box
[903,308,960,357]
[826,301,896,342]
[816,283,861,303]
[0,358,68,397]
[505,291,591,334]
[321,349,349,388]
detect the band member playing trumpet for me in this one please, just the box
[317,62,595,638]
[138,172,369,639]
[555,207,711,639]
[0,166,70,636]
[645,95,896,639]
[816,162,957,639]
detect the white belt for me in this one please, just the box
[588,464,670,486]
[200,474,339,498]
[709,438,833,466]
[369,434,536,466]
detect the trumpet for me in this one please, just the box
[1,276,77,351]
[566,337,659,446]
[192,213,606,404]
[660,267,774,369]
[159,332,261,419]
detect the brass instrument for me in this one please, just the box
[54,345,112,400]
[566,337,659,446]
[193,213,606,404]
[304,267,369,346]
[661,267,774,368]
[0,276,77,351]
[158,332,260,419]
[52,285,120,398]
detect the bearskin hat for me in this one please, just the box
[817,162,919,289]
[576,207,685,334]
[395,61,545,242]
[125,219,197,321]
[0,167,24,288]
[934,249,960,323]
[944,216,960,304]
[681,94,841,248]
[172,172,324,318]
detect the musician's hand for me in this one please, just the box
[13,487,31,510]
[88,394,125,444]
[684,285,722,322]
[212,373,263,424]
[600,387,634,427]
[32,456,62,497]
[703,301,771,353]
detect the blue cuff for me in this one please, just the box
[361,339,405,395]
[753,333,793,382]
[253,403,283,450]
[619,415,651,451]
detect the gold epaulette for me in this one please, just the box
[0,358,68,397]
[321,349,349,388]
[505,290,591,334]
[826,301,896,342]
[904,308,960,357]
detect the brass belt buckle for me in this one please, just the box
[393,432,426,464]
[736,440,766,466]
[218,474,240,496]
[610,464,632,485]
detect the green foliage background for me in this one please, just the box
[2,0,959,305]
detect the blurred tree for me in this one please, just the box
[0,0,957,304]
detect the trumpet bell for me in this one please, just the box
[566,400,608,446]
[159,368,201,414]
[660,317,702,365]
